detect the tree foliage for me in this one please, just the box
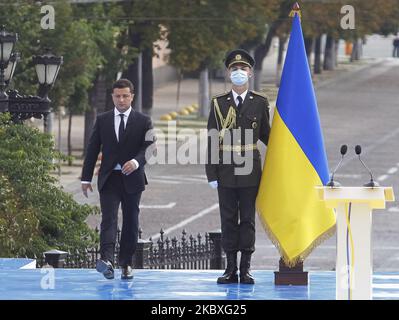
[0,113,99,257]
[164,0,279,72]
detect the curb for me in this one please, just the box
[160,104,199,121]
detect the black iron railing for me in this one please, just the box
[35,229,225,270]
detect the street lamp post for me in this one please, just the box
[0,25,62,131]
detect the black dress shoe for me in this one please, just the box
[239,270,255,284]
[121,266,134,280]
[96,259,114,280]
[217,268,238,284]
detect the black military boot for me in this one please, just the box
[239,252,255,284]
[217,252,238,284]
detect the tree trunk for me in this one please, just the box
[334,39,340,68]
[142,46,153,116]
[276,36,287,87]
[176,69,182,110]
[135,52,143,112]
[304,36,314,67]
[105,88,113,111]
[350,39,357,61]
[123,30,141,111]
[323,34,335,70]
[351,38,363,61]
[198,66,210,118]
[44,112,53,135]
[248,49,255,91]
[253,21,281,91]
[123,55,138,85]
[123,50,153,114]
[67,111,73,166]
[83,108,95,159]
[314,35,322,74]
[83,73,106,157]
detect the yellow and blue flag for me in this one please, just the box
[256,12,336,266]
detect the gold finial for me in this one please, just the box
[289,2,301,19]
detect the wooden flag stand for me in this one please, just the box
[274,258,308,285]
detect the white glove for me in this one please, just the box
[208,181,218,189]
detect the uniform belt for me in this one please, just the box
[219,144,258,152]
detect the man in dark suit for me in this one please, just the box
[81,78,155,280]
[206,49,270,284]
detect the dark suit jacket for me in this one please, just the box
[81,109,155,194]
[205,90,270,188]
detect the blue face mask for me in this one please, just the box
[230,69,249,86]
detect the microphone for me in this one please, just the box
[327,144,348,187]
[355,145,379,187]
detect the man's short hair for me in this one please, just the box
[112,78,134,93]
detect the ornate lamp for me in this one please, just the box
[0,25,18,99]
[4,52,19,85]
[33,51,63,99]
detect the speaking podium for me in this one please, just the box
[317,186,395,300]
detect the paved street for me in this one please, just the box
[53,35,399,272]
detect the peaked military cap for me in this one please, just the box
[224,49,255,69]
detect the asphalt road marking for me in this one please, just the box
[387,167,398,174]
[148,178,181,184]
[148,203,219,241]
[140,202,176,209]
[341,127,399,167]
[376,164,398,182]
[334,173,361,179]
[377,174,389,182]
[156,175,207,183]
[148,175,208,185]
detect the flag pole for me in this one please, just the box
[274,2,308,286]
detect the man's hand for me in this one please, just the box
[82,183,93,198]
[208,181,218,189]
[122,160,138,175]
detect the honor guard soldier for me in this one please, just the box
[206,49,270,284]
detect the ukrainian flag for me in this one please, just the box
[256,12,336,266]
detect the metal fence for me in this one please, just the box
[36,229,225,270]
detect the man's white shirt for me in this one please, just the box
[232,89,248,107]
[81,106,139,184]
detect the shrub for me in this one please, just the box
[0,113,99,257]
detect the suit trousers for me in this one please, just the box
[99,171,142,267]
[217,186,258,254]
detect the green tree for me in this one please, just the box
[164,0,279,117]
[117,0,165,115]
[0,113,99,257]
[0,173,39,257]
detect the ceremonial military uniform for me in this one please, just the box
[206,90,270,188]
[205,48,271,285]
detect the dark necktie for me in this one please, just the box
[118,114,125,142]
[237,96,243,112]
